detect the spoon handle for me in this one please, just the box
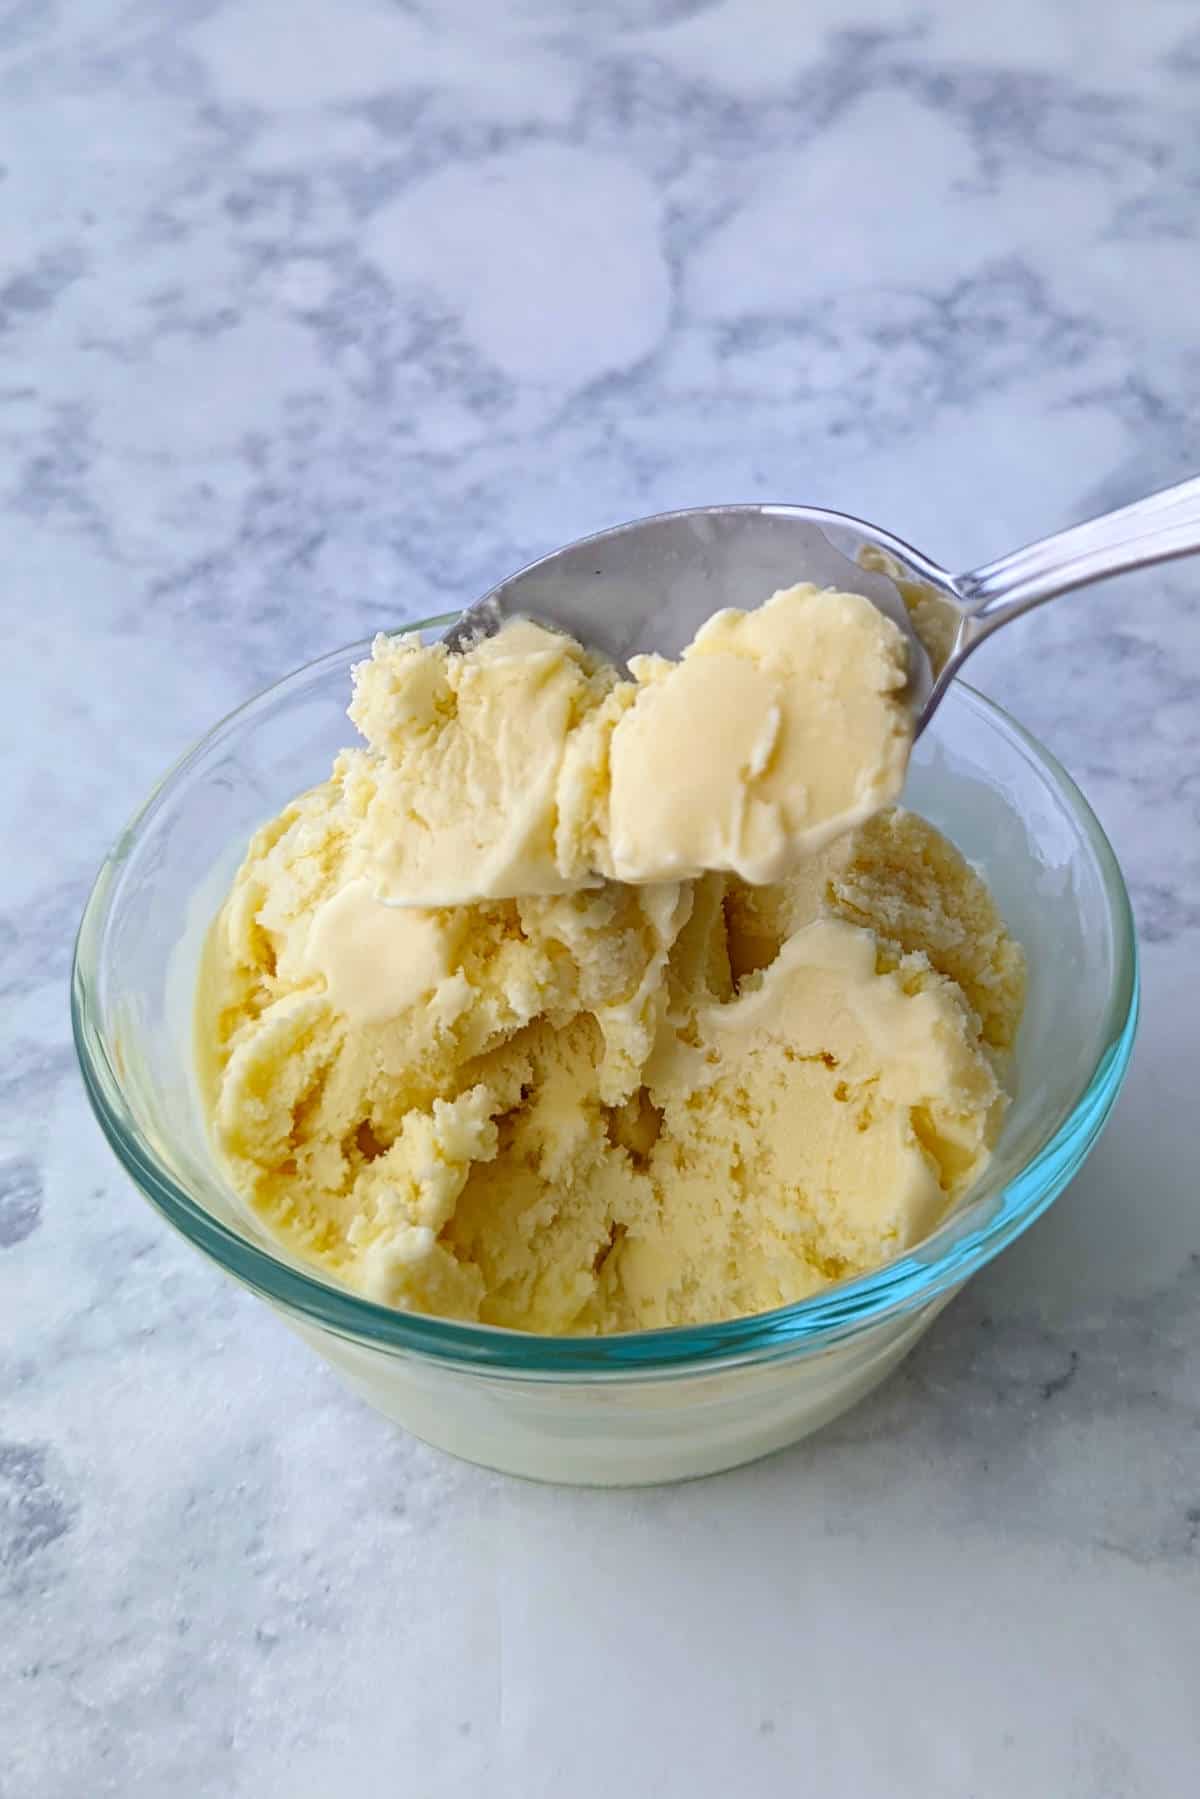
[954,473,1200,635]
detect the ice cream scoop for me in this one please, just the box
[445,474,1200,736]
[349,587,914,906]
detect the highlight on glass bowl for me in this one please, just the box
[73,572,1137,1486]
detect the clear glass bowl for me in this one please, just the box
[72,622,1138,1485]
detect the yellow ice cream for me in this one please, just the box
[342,582,914,905]
[604,585,913,884]
[197,593,1024,1333]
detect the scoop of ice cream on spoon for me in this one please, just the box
[349,579,913,905]
[360,475,1198,908]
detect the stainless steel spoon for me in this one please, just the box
[445,474,1200,736]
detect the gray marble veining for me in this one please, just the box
[2,2,1198,1793]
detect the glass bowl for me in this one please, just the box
[72,621,1138,1485]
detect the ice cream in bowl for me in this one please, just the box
[73,539,1137,1484]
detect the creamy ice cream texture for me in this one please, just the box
[198,588,1024,1332]
[343,583,914,902]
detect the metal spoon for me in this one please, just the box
[444,474,1200,736]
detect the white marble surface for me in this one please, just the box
[3,2,1199,1793]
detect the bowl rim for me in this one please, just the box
[72,626,1139,1379]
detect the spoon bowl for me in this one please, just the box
[447,475,1200,737]
[446,503,940,721]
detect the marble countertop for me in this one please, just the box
[4,2,1199,1793]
